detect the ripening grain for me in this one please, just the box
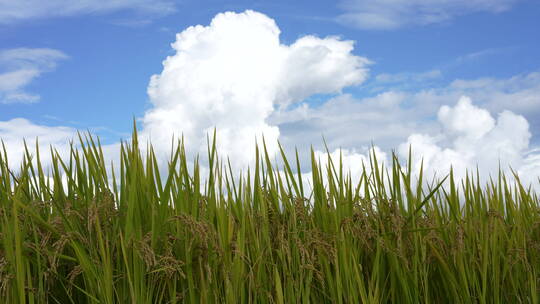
[0,127,539,303]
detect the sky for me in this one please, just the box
[1,0,540,186]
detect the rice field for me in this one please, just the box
[1,128,539,303]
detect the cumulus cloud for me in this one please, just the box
[0,48,68,103]
[271,70,540,190]
[274,71,540,157]
[293,94,538,191]
[398,96,538,187]
[337,0,518,29]
[142,10,371,171]
[437,96,495,141]
[0,0,175,24]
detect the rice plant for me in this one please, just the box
[0,127,539,303]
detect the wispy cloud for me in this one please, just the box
[375,70,442,84]
[0,48,68,104]
[337,0,519,30]
[0,0,176,24]
[454,46,519,64]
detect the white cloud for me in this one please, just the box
[0,118,124,194]
[270,91,432,160]
[277,35,371,106]
[337,0,518,29]
[313,146,388,185]
[0,48,68,104]
[448,72,540,116]
[519,149,540,186]
[274,71,540,153]
[398,96,538,187]
[271,70,540,189]
[142,10,370,171]
[0,0,176,24]
[437,96,495,141]
[0,118,76,169]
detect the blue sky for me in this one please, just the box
[1,0,540,184]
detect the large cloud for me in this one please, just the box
[142,10,371,171]
[0,0,175,24]
[399,96,538,186]
[337,0,518,29]
[0,48,68,103]
[273,71,540,155]
[272,71,540,189]
[301,96,539,192]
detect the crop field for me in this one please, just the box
[1,129,539,303]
